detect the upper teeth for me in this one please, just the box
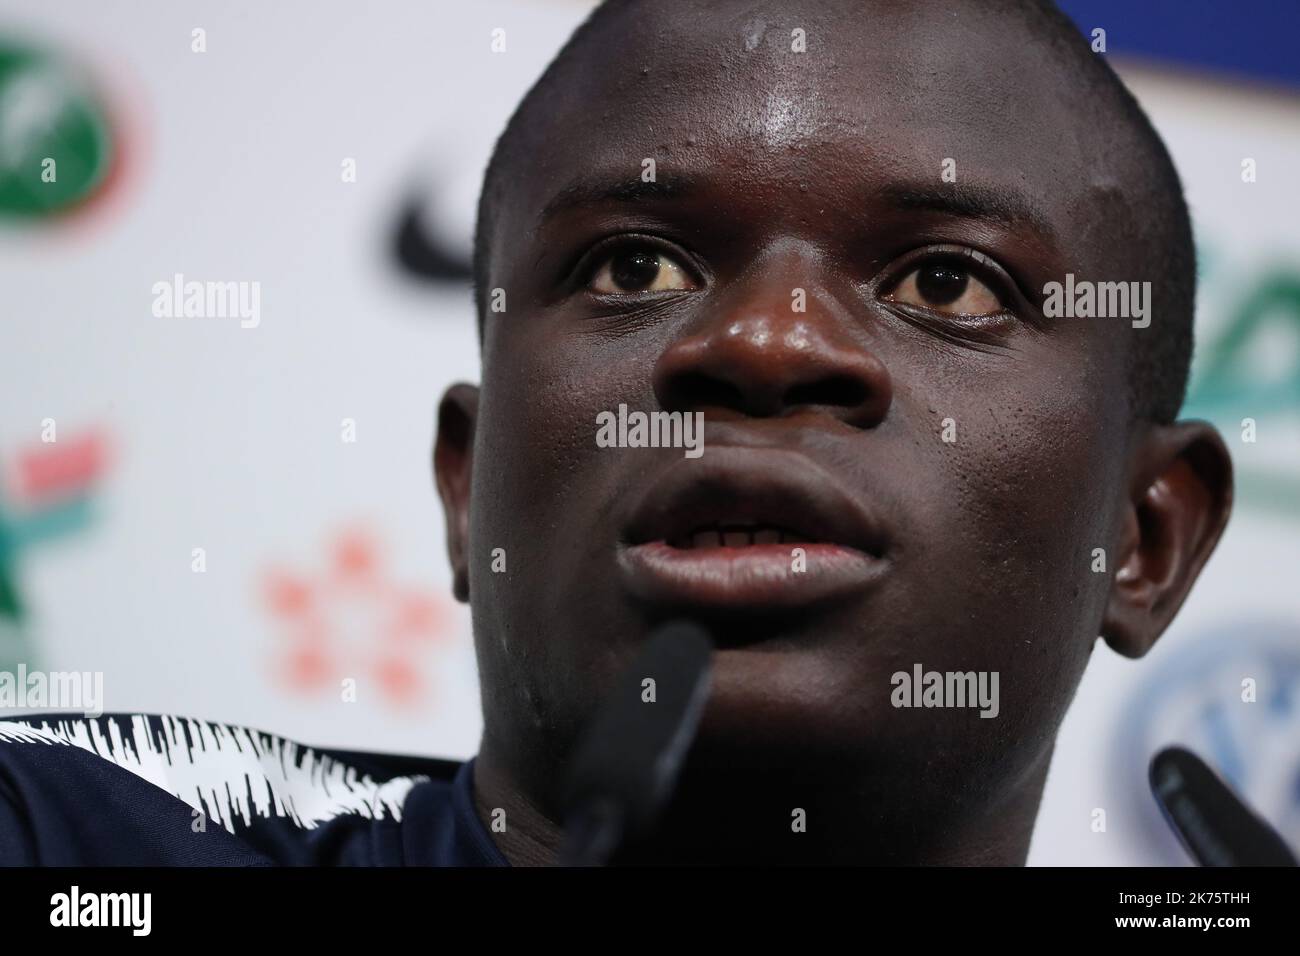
[673,524,809,548]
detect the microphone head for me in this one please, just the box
[1149,746,1297,867]
[560,619,714,840]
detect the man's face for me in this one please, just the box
[452,1,1147,818]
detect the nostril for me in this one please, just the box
[785,375,870,411]
[665,372,747,413]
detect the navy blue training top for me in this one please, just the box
[0,713,510,866]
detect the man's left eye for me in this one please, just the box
[884,260,1003,316]
[588,248,697,294]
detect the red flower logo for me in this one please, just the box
[262,527,451,708]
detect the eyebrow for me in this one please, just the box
[877,182,1057,243]
[538,174,701,224]
[536,172,1058,246]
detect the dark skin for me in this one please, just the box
[434,0,1233,865]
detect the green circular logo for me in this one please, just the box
[0,42,114,217]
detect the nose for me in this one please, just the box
[652,251,892,429]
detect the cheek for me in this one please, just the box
[475,336,612,519]
[946,408,1120,565]
[468,334,649,640]
[475,324,670,519]
[470,332,702,769]
[894,327,1130,618]
[942,381,1127,595]
[882,356,1131,740]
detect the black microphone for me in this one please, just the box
[1149,745,1297,866]
[557,620,714,866]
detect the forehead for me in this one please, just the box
[505,0,1116,238]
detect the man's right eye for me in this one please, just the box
[588,248,698,295]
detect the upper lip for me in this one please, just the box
[622,446,887,556]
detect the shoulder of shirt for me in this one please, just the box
[0,711,461,837]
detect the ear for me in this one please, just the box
[434,383,480,603]
[1102,420,1233,658]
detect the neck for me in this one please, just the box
[472,745,1049,866]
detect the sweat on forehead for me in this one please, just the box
[473,0,1194,424]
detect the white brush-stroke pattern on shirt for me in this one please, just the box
[0,715,424,835]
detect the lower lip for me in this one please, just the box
[618,540,886,610]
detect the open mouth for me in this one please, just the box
[618,447,888,611]
[668,522,820,550]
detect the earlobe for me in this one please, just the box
[1101,421,1233,658]
[434,383,480,603]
